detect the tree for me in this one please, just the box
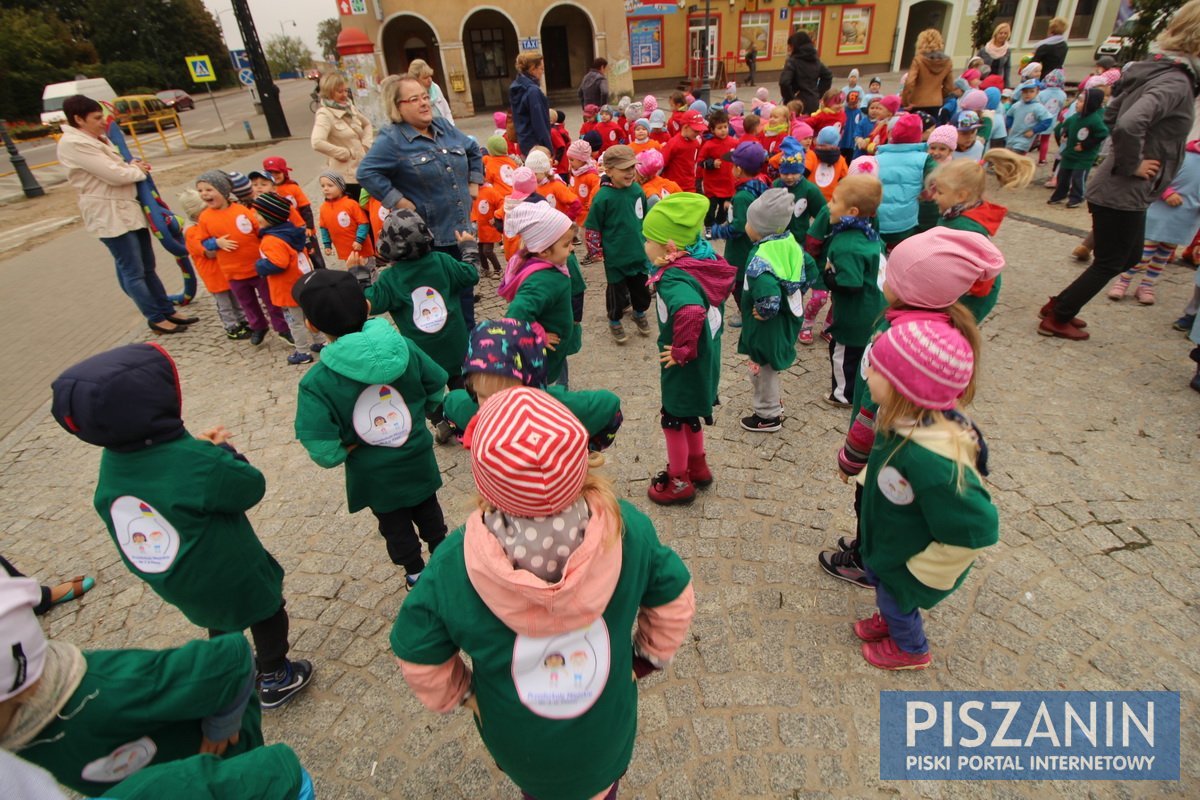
[265,35,314,78]
[1128,0,1182,61]
[0,7,99,118]
[317,18,341,63]
[970,0,1001,50]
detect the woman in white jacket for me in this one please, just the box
[407,59,454,124]
[310,73,374,199]
[55,95,192,334]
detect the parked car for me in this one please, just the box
[41,78,117,126]
[156,89,195,111]
[113,95,179,133]
[1095,11,1172,64]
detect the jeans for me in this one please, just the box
[372,493,447,574]
[865,567,928,654]
[100,228,175,323]
[1053,203,1147,323]
[209,601,290,674]
[1049,166,1087,204]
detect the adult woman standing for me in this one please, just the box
[902,29,954,116]
[357,76,483,325]
[779,31,832,114]
[509,51,553,156]
[977,22,1012,87]
[578,58,609,110]
[311,72,374,199]
[1041,1,1200,340]
[1032,17,1070,75]
[407,58,454,124]
[56,95,192,334]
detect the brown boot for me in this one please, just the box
[1038,316,1090,340]
[1071,244,1091,261]
[1038,296,1087,328]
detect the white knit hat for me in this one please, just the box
[504,202,574,253]
[525,150,553,175]
[0,578,47,702]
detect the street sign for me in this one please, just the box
[238,68,255,86]
[521,37,540,51]
[338,0,367,15]
[186,55,216,83]
[229,49,252,71]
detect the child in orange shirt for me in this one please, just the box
[525,149,582,221]
[471,182,505,278]
[263,155,324,269]
[318,171,376,285]
[247,171,305,228]
[178,188,248,340]
[484,137,520,195]
[635,149,681,209]
[567,139,601,229]
[628,119,662,155]
[194,170,288,344]
[252,192,325,365]
[363,191,391,244]
[806,126,849,202]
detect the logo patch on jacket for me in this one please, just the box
[109,498,181,574]
[512,619,611,719]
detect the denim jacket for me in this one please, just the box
[356,119,484,246]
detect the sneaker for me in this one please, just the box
[853,612,891,642]
[798,328,814,345]
[286,352,314,365]
[434,419,453,444]
[279,331,295,344]
[740,413,782,432]
[405,572,421,591]
[249,329,267,346]
[647,471,695,506]
[704,226,713,240]
[1071,244,1092,261]
[225,326,251,341]
[587,450,606,468]
[632,313,651,335]
[259,659,315,709]
[1046,197,1064,205]
[1135,284,1156,305]
[687,454,713,488]
[1037,296,1087,328]
[836,535,857,552]
[1066,200,1082,209]
[1174,314,1196,332]
[310,342,325,353]
[861,638,931,671]
[823,393,852,409]
[609,322,628,344]
[1037,316,1090,340]
[817,548,871,588]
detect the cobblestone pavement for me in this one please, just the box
[1,135,1198,797]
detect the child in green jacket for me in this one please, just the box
[855,319,998,670]
[293,269,449,589]
[51,345,312,710]
[1048,88,1109,207]
[737,188,812,432]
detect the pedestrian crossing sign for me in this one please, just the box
[186,55,216,83]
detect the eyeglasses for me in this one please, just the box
[399,94,431,105]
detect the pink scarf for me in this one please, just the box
[497,253,569,302]
[984,40,1009,61]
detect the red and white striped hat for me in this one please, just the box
[470,387,589,517]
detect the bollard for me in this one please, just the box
[243,120,255,141]
[0,119,45,198]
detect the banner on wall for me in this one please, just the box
[625,1,677,16]
[629,18,664,68]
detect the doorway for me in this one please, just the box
[900,1,950,68]
[463,9,519,110]
[540,4,595,94]
[688,17,719,83]
[543,27,571,91]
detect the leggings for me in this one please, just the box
[1120,241,1175,287]
[605,275,651,322]
[209,602,291,675]
[479,242,503,276]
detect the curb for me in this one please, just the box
[188,137,304,151]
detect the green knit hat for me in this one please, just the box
[642,192,709,246]
[485,135,508,156]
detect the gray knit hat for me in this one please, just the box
[747,188,796,236]
[376,209,434,263]
[197,169,233,199]
[319,170,347,193]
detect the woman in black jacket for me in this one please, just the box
[509,51,553,156]
[1032,17,1070,75]
[578,58,609,110]
[779,31,832,114]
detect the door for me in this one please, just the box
[543,25,572,91]
[900,1,949,68]
[688,21,718,83]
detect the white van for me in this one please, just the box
[41,79,118,126]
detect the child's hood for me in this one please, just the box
[51,343,185,452]
[960,201,1007,236]
[662,254,737,306]
[1081,87,1105,118]
[463,498,622,637]
[261,221,308,252]
[318,318,411,384]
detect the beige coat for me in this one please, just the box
[56,124,147,239]
[311,104,374,183]
[902,51,955,110]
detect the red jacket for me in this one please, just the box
[594,121,626,152]
[579,120,597,138]
[550,124,571,175]
[697,134,739,198]
[667,110,689,137]
[661,134,701,192]
[809,109,846,138]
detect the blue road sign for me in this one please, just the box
[238,68,255,86]
[230,49,252,70]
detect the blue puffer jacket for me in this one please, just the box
[875,143,928,235]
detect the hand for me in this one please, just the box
[1135,159,1161,179]
[199,731,239,756]
[1165,192,1184,207]
[216,236,238,252]
[197,426,231,446]
[351,242,362,252]
[658,346,677,368]
[345,443,358,454]
[1024,130,1035,138]
[544,331,561,351]
[131,158,151,174]
[1074,144,1083,151]
[396,198,417,212]
[752,309,766,321]
[469,183,480,199]
[455,230,477,244]
[324,248,334,257]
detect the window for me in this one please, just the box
[1028,0,1062,42]
[739,12,771,60]
[993,0,1020,29]
[469,28,508,79]
[1069,0,1100,39]
[791,8,823,55]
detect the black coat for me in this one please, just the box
[1032,39,1068,75]
[779,44,832,114]
[578,69,609,109]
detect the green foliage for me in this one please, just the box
[1129,0,1182,61]
[265,35,314,78]
[970,0,1001,51]
[317,18,342,63]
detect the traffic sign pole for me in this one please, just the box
[207,84,226,131]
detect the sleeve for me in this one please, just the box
[824,244,867,293]
[413,347,449,414]
[135,636,258,724]
[910,462,999,550]
[356,137,406,210]
[358,110,375,152]
[445,253,480,292]
[255,237,288,277]
[203,447,267,513]
[399,655,472,714]
[505,274,550,324]
[200,658,255,742]
[464,133,484,185]
[390,571,461,666]
[779,61,797,101]
[670,304,706,364]
[310,110,352,162]
[748,268,782,320]
[583,190,605,231]
[711,190,749,239]
[363,271,393,314]
[56,139,146,186]
[294,383,352,468]
[631,508,695,666]
[442,388,479,436]
[837,402,876,476]
[817,63,834,97]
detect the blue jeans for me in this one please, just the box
[865,567,929,654]
[100,228,174,323]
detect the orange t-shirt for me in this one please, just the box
[640,175,682,202]
[484,154,520,196]
[569,171,601,226]
[805,151,848,202]
[472,185,504,244]
[495,202,521,259]
[536,180,581,222]
[196,203,260,281]
[258,233,311,308]
[319,195,374,260]
[365,196,391,242]
[275,181,310,210]
[629,139,662,155]
[184,224,229,293]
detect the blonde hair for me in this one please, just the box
[915,28,944,54]
[407,58,434,79]
[319,72,346,100]
[475,473,625,547]
[382,75,424,123]
[836,174,883,217]
[177,188,205,222]
[991,22,1011,42]
[516,51,544,74]
[983,149,1034,189]
[1047,17,1068,36]
[930,152,1033,205]
[466,372,522,405]
[1157,0,1200,55]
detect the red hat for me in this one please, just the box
[679,110,708,132]
[262,156,291,174]
[889,113,924,144]
[470,387,589,517]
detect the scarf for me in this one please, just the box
[765,120,789,136]
[983,40,1009,61]
[483,498,591,583]
[322,97,351,112]
[830,215,879,241]
[1037,34,1066,47]
[2,641,88,751]
[684,232,716,261]
[571,161,597,177]
[497,253,569,302]
[942,200,981,221]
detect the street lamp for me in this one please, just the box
[280,19,299,76]
[0,119,45,198]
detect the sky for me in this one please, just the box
[201,0,341,61]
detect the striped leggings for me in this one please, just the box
[1121,241,1176,287]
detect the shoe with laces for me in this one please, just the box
[817,548,871,587]
[836,535,857,552]
[249,329,267,346]
[286,352,314,365]
[259,659,315,709]
[632,312,651,335]
[740,414,782,432]
[687,454,713,488]
[854,613,891,642]
[609,323,628,344]
[861,638,931,671]
[310,342,325,353]
[1038,296,1087,328]
[226,325,251,341]
[647,471,695,506]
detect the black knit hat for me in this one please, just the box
[253,192,292,226]
[292,269,368,337]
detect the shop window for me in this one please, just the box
[791,8,823,55]
[470,28,508,79]
[1028,0,1062,42]
[1069,0,1100,39]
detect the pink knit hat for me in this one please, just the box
[847,155,877,176]
[470,387,589,517]
[869,320,974,410]
[890,114,923,144]
[504,202,573,253]
[635,148,664,178]
[642,95,658,114]
[791,121,814,140]
[927,124,958,150]
[879,95,902,115]
[959,89,988,112]
[566,139,593,163]
[493,111,507,129]
[961,68,982,83]
[885,228,1005,309]
[755,87,769,101]
[509,167,537,201]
